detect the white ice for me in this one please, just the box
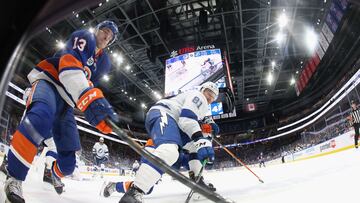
[1,148,359,203]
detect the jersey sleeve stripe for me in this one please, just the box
[36,60,59,81]
[59,54,83,72]
[180,109,198,121]
[25,81,39,108]
[59,67,86,73]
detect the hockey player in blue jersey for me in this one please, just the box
[119,81,219,203]
[3,20,120,203]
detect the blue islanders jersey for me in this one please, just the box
[27,29,112,107]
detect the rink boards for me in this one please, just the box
[284,130,356,162]
[0,129,357,177]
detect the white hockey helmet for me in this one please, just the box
[200,81,219,100]
[99,137,104,142]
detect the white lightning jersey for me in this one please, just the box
[92,142,109,159]
[150,90,208,138]
[132,161,140,170]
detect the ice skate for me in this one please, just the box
[42,167,52,184]
[4,177,24,203]
[119,184,144,203]
[51,171,65,195]
[0,156,8,176]
[189,171,216,192]
[103,181,116,197]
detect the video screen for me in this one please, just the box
[207,102,224,116]
[165,49,223,97]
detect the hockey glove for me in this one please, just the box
[201,123,220,136]
[103,156,109,162]
[77,87,119,134]
[210,123,220,135]
[192,132,215,164]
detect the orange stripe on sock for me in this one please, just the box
[11,130,37,165]
[53,161,65,178]
[124,181,133,192]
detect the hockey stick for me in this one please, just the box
[126,124,144,147]
[106,119,233,203]
[184,159,208,203]
[213,138,264,183]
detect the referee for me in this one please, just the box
[350,100,360,148]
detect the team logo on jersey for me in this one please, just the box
[87,57,94,66]
[159,111,168,135]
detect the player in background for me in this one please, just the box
[258,152,266,168]
[131,160,140,176]
[3,20,120,203]
[349,100,360,148]
[0,135,12,175]
[202,58,214,68]
[92,137,109,178]
[119,81,218,203]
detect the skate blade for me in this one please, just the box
[191,192,205,201]
[99,181,107,196]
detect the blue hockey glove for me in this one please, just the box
[210,123,220,135]
[77,87,119,134]
[192,132,215,163]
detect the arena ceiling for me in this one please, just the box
[13,0,346,121]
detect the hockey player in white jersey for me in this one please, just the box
[92,137,109,178]
[119,81,218,203]
[131,160,140,176]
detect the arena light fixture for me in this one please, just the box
[115,55,124,65]
[275,32,285,44]
[88,27,95,33]
[267,72,273,84]
[153,91,162,100]
[305,28,318,53]
[278,13,288,28]
[271,61,276,68]
[290,77,295,85]
[56,41,65,49]
[125,65,131,71]
[102,74,109,81]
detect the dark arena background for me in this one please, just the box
[0,0,360,202]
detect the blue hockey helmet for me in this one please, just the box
[95,20,119,46]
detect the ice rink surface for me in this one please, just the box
[1,148,359,203]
